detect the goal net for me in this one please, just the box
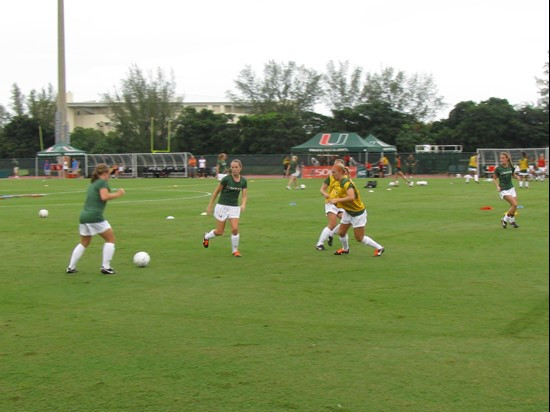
[477,147,549,176]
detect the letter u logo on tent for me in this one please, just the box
[319,133,349,146]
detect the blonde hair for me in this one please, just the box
[291,155,298,161]
[332,163,350,176]
[91,163,110,182]
[218,153,227,160]
[500,152,513,167]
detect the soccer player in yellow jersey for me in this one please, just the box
[518,152,530,188]
[466,154,479,183]
[315,159,345,250]
[329,163,384,257]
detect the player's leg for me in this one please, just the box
[503,195,519,228]
[316,211,338,250]
[67,234,92,273]
[335,222,351,254]
[98,228,117,273]
[229,218,241,256]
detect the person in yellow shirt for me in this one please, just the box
[315,159,345,250]
[518,152,530,188]
[466,154,479,183]
[329,164,384,257]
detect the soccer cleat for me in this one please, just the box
[286,186,291,190]
[203,233,209,248]
[501,219,507,229]
[334,248,350,255]
[327,236,333,247]
[100,267,116,275]
[232,251,241,257]
[510,221,519,228]
[315,244,325,251]
[66,267,77,274]
[373,247,385,257]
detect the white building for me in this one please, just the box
[67,100,252,133]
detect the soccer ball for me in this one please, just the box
[133,251,150,268]
[300,184,306,189]
[38,209,49,218]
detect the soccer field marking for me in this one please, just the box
[0,190,212,208]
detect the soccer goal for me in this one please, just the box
[477,147,549,177]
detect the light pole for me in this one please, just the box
[55,0,69,144]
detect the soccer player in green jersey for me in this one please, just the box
[494,152,519,229]
[66,164,125,274]
[203,160,248,257]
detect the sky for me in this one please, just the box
[0,0,548,119]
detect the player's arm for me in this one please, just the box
[206,183,223,214]
[493,172,501,191]
[320,182,329,199]
[330,186,355,204]
[100,187,125,201]
[240,188,247,212]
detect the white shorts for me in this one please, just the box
[536,167,546,174]
[468,167,477,173]
[499,187,517,200]
[291,171,300,178]
[217,173,227,181]
[214,204,240,221]
[341,210,367,228]
[518,169,530,177]
[325,203,345,215]
[79,220,112,236]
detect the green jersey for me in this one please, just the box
[494,165,514,190]
[218,175,247,207]
[217,160,228,173]
[288,161,297,174]
[80,179,110,223]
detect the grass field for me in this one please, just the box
[0,175,548,411]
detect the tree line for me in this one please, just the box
[0,59,548,158]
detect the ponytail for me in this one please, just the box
[91,163,110,182]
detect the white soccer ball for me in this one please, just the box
[133,251,150,268]
[300,184,306,189]
[38,209,49,218]
[408,181,414,187]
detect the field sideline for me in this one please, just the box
[0,176,548,411]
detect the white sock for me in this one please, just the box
[317,227,332,246]
[68,243,86,269]
[231,234,240,252]
[331,224,341,236]
[519,181,523,187]
[465,175,471,183]
[525,181,529,188]
[205,229,217,240]
[361,236,382,249]
[102,242,115,269]
[340,235,349,251]
[474,174,479,182]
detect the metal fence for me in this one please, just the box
[0,152,491,178]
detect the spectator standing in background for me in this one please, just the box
[198,156,207,177]
[44,160,51,177]
[188,155,197,178]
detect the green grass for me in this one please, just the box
[0,176,548,411]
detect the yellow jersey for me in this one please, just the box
[519,157,529,170]
[324,175,341,203]
[336,177,365,216]
[469,155,477,168]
